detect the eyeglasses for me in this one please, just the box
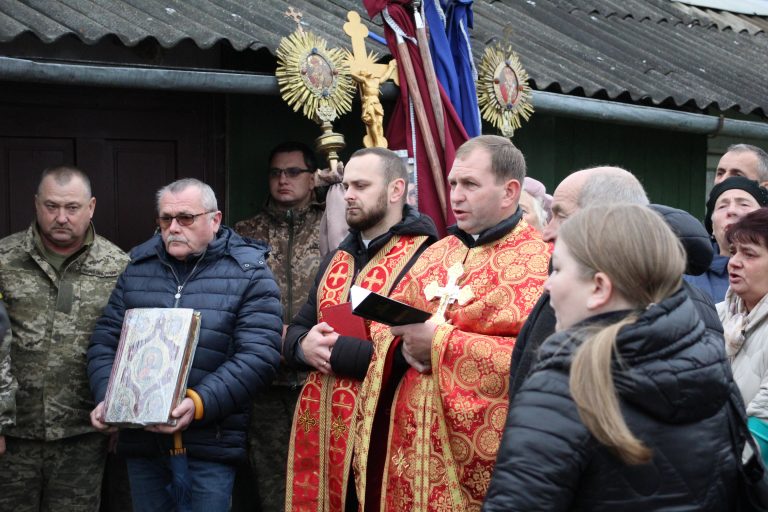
[156,211,215,229]
[268,167,312,179]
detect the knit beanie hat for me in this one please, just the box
[704,176,768,234]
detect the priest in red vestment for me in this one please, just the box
[353,135,551,512]
[283,147,438,512]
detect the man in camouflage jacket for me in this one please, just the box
[0,166,129,512]
[0,300,14,455]
[234,141,328,512]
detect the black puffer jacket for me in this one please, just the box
[509,204,722,398]
[88,226,282,463]
[484,290,740,511]
[284,205,437,378]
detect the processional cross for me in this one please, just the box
[424,262,474,324]
[343,11,398,148]
[284,7,305,36]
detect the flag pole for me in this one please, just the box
[393,32,448,220]
[413,2,446,150]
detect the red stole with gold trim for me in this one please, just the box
[354,222,551,512]
[286,234,430,512]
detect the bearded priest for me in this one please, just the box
[283,147,438,512]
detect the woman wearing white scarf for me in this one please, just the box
[718,207,768,460]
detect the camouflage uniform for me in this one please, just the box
[235,195,326,326]
[0,223,129,512]
[234,195,325,512]
[0,300,15,434]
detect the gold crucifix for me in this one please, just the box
[424,262,474,324]
[343,11,399,148]
[284,7,304,36]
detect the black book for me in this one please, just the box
[350,285,431,326]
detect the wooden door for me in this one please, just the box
[0,83,223,251]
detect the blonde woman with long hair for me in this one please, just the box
[483,204,740,511]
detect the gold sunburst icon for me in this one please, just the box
[276,29,354,123]
[477,45,534,137]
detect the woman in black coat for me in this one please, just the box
[483,204,740,511]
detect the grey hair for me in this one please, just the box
[577,167,649,208]
[155,178,218,213]
[727,144,768,182]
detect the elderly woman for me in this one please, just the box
[719,207,768,459]
[685,176,768,302]
[518,177,552,233]
[483,204,739,511]
[518,190,547,232]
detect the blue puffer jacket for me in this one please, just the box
[88,226,282,463]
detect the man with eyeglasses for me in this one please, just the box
[0,166,129,511]
[88,178,282,511]
[233,141,332,512]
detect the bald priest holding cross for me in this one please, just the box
[352,135,551,512]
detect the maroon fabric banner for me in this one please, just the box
[365,0,469,237]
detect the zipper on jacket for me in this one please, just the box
[164,252,206,307]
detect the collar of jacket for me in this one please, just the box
[537,288,731,423]
[260,192,324,223]
[25,221,95,255]
[23,221,109,275]
[130,225,270,271]
[338,204,439,257]
[448,207,523,248]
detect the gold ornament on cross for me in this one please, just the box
[424,262,474,324]
[276,9,355,171]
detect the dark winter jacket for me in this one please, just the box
[88,226,282,463]
[484,290,740,511]
[284,205,438,379]
[650,203,713,276]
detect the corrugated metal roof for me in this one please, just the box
[0,0,765,117]
[492,0,768,115]
[676,0,768,17]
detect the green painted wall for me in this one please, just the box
[511,113,708,218]
[227,96,708,223]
